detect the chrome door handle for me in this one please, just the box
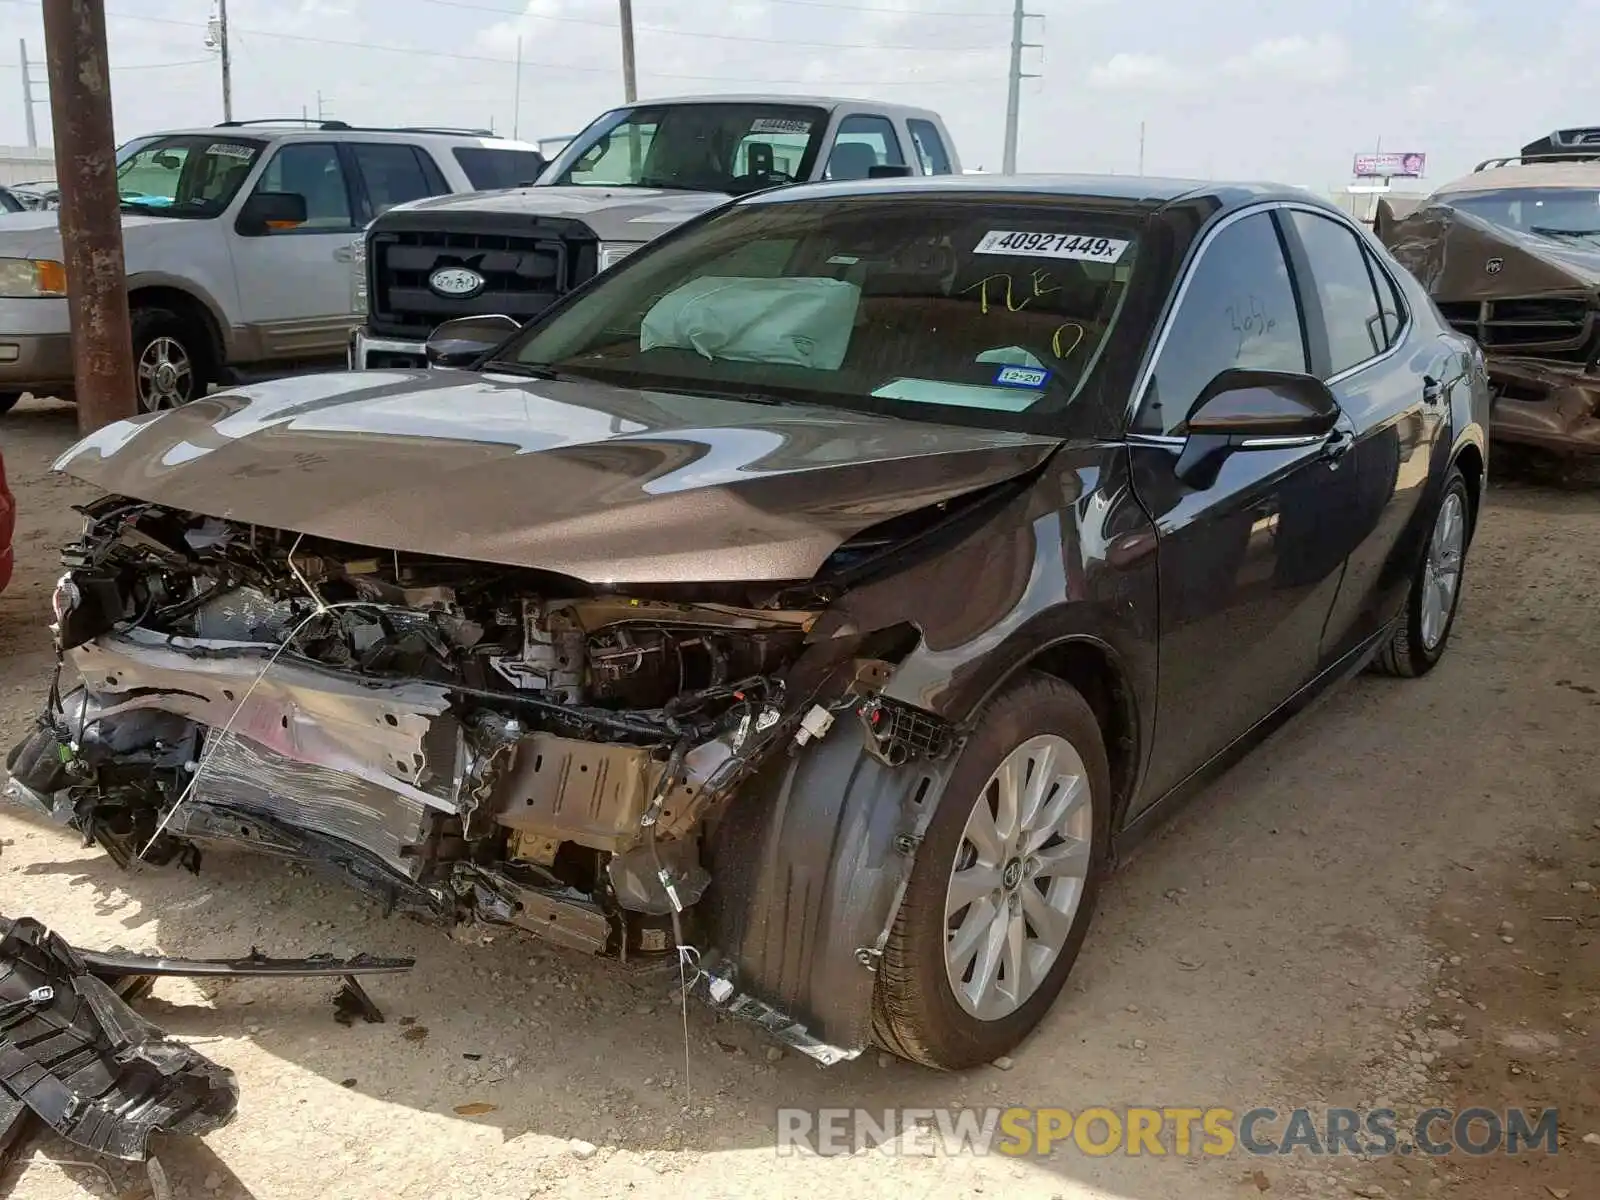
[333,246,355,263]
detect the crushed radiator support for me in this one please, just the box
[0,916,415,1166]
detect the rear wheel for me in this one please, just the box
[132,306,214,412]
[872,673,1111,1070]
[1372,466,1471,678]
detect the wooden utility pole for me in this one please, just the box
[218,0,233,123]
[42,0,136,432]
[618,0,637,102]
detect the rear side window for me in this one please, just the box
[1365,246,1407,348]
[452,148,548,190]
[908,119,953,175]
[1287,210,1387,377]
[350,143,445,216]
[825,115,906,180]
[1136,211,1307,435]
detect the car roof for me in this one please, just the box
[623,93,946,122]
[133,125,544,152]
[745,172,1341,215]
[1431,161,1600,196]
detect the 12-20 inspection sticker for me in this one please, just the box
[974,231,1130,263]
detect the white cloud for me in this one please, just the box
[1087,53,1192,92]
[1221,34,1351,85]
[1415,0,1479,27]
[1089,33,1349,99]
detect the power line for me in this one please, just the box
[406,0,1006,50]
[0,57,214,71]
[0,0,993,87]
[720,0,1003,14]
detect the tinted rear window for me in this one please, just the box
[503,197,1142,433]
[452,148,547,190]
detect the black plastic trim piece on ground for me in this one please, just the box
[0,918,239,1162]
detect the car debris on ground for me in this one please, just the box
[0,913,413,1171]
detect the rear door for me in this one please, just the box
[821,114,907,180]
[345,141,450,218]
[229,140,363,361]
[1277,207,1452,665]
[1126,207,1357,813]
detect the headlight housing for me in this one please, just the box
[0,257,68,298]
[598,242,644,273]
[349,232,369,317]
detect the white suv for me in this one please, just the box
[0,121,546,415]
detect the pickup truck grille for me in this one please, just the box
[1435,294,1596,359]
[367,225,599,338]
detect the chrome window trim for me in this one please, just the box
[1127,199,1415,431]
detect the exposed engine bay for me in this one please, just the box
[4,497,947,984]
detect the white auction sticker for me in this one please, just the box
[974,231,1129,262]
[751,118,811,135]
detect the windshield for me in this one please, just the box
[1438,186,1600,245]
[549,103,829,195]
[494,196,1141,433]
[115,134,265,218]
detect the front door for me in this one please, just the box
[1127,207,1356,813]
[228,140,362,362]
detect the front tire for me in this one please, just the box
[872,673,1111,1070]
[1372,466,1471,678]
[131,306,214,412]
[0,393,18,416]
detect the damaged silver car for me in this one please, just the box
[6,176,1490,1069]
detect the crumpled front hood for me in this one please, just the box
[56,370,1058,585]
[1383,203,1600,300]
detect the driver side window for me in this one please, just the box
[251,142,353,232]
[1135,210,1308,435]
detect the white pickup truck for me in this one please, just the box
[350,94,962,369]
[0,121,546,415]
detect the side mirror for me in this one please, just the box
[1175,369,1341,488]
[424,315,522,368]
[237,190,308,236]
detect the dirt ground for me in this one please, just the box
[0,395,1595,1200]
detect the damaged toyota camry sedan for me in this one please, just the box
[5,176,1489,1070]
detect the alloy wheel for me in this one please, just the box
[943,733,1094,1021]
[136,336,195,412]
[1421,489,1466,650]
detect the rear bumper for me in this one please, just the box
[348,326,427,371]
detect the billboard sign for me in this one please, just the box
[1353,152,1426,178]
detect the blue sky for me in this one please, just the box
[0,0,1595,189]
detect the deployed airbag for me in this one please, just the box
[640,275,861,369]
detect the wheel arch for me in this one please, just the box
[1452,439,1486,539]
[126,279,229,367]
